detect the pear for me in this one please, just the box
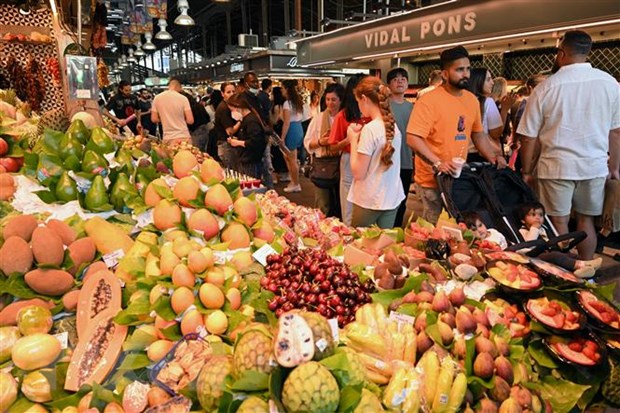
[59,133,84,160]
[110,173,138,212]
[66,119,91,144]
[86,127,116,154]
[55,171,79,202]
[81,150,108,175]
[84,175,110,210]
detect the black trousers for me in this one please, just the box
[395,168,413,228]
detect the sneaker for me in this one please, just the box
[283,184,302,193]
[574,266,595,279]
[583,257,603,270]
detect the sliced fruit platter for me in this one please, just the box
[529,258,583,285]
[486,259,541,292]
[484,297,531,338]
[576,290,620,332]
[485,250,529,264]
[544,334,606,367]
[525,295,585,333]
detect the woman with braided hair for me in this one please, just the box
[348,77,406,228]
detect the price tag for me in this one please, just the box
[315,338,328,352]
[389,311,415,326]
[53,332,69,349]
[252,243,278,267]
[327,318,340,343]
[76,89,91,99]
[103,249,125,269]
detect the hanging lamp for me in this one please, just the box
[155,18,173,40]
[174,0,195,26]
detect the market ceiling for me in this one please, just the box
[103,0,423,61]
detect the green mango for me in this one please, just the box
[42,129,64,155]
[86,127,116,155]
[36,153,64,185]
[55,171,78,202]
[84,175,110,210]
[59,134,84,160]
[81,150,108,176]
[66,119,91,145]
[110,173,138,212]
[62,155,81,171]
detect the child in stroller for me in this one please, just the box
[516,202,601,277]
[462,208,601,278]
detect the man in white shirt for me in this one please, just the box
[152,78,194,142]
[417,70,443,98]
[517,30,620,260]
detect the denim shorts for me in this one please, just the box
[285,121,304,151]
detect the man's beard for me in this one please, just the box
[450,78,469,89]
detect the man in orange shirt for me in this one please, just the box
[407,46,506,223]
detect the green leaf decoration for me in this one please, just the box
[527,376,590,413]
[123,326,158,351]
[527,339,558,369]
[116,353,152,371]
[371,274,428,308]
[90,382,121,411]
[338,384,363,413]
[160,323,182,341]
[151,295,176,322]
[230,370,269,391]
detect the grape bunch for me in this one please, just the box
[261,247,375,327]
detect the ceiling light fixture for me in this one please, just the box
[155,18,173,40]
[175,0,195,26]
[143,32,157,50]
[134,42,145,57]
[127,48,137,63]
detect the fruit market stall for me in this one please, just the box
[0,112,619,413]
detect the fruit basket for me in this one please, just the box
[543,333,607,368]
[528,258,583,286]
[485,259,542,294]
[524,292,586,334]
[575,290,620,333]
[149,333,212,396]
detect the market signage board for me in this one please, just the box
[296,0,620,65]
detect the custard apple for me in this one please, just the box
[233,324,276,378]
[354,388,385,413]
[274,312,315,367]
[237,396,269,413]
[196,355,232,411]
[602,356,620,406]
[299,311,336,361]
[338,347,366,386]
[282,361,340,413]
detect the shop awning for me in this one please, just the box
[294,0,620,66]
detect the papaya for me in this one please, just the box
[65,308,127,391]
[11,333,62,370]
[55,171,79,202]
[76,269,122,338]
[84,216,134,254]
[25,269,74,296]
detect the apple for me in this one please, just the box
[0,138,8,156]
[0,157,19,173]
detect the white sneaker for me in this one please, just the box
[283,184,302,193]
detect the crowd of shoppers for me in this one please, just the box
[102,29,618,262]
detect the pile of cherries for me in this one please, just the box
[261,247,375,327]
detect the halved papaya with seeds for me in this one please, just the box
[76,269,122,339]
[64,307,127,391]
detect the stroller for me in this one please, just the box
[436,163,520,244]
[437,163,586,255]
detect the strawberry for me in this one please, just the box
[600,312,614,324]
[568,342,583,352]
[516,313,527,324]
[566,312,577,322]
[541,307,557,317]
[552,313,565,327]
[582,346,597,361]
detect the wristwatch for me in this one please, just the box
[432,160,442,173]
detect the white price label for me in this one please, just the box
[54,332,69,349]
[389,311,415,326]
[327,318,340,343]
[103,248,125,269]
[252,243,278,267]
[315,338,328,352]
